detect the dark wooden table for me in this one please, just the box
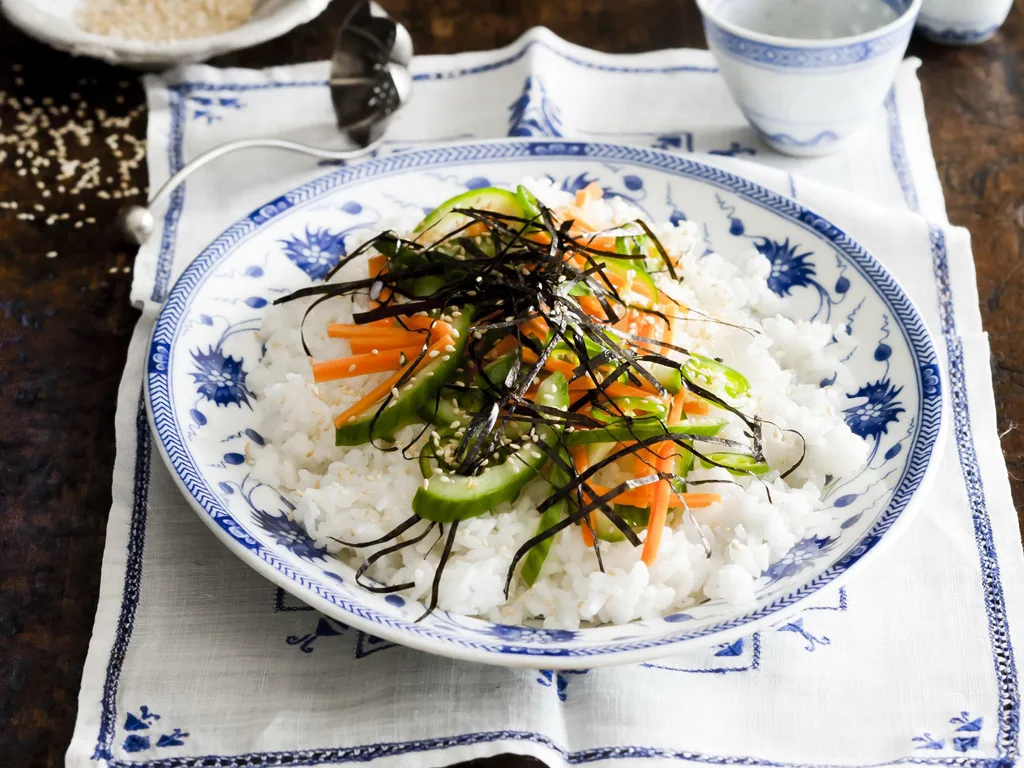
[2,2,1022,765]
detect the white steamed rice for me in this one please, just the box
[247,178,869,628]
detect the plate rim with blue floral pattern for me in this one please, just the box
[144,138,944,669]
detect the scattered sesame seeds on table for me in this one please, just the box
[1,2,1022,766]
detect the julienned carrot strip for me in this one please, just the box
[587,486,720,509]
[682,398,710,416]
[574,182,603,207]
[577,295,606,319]
[598,268,658,302]
[543,357,577,378]
[312,344,425,383]
[572,448,595,547]
[368,252,392,306]
[520,315,549,341]
[489,335,519,360]
[671,493,721,509]
[332,334,453,428]
[630,448,657,506]
[642,390,687,566]
[348,338,414,355]
[326,324,429,342]
[604,382,661,400]
[400,314,455,339]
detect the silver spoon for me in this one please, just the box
[117,1,412,246]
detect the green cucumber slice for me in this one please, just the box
[520,447,569,586]
[699,452,770,475]
[563,417,727,447]
[643,362,682,394]
[593,505,651,542]
[412,374,570,522]
[413,187,526,245]
[682,354,750,400]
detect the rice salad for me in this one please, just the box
[248,178,869,629]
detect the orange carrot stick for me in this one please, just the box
[399,314,455,339]
[368,253,387,276]
[682,397,710,416]
[326,324,429,342]
[312,344,426,383]
[520,315,550,341]
[347,338,420,355]
[641,390,687,566]
[604,382,662,400]
[574,182,604,207]
[587,485,720,509]
[577,295,607,319]
[332,335,453,428]
[572,447,596,548]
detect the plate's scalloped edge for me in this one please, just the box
[144,139,944,668]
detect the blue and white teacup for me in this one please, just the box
[917,0,1013,45]
[696,0,922,157]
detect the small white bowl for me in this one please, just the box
[696,0,922,157]
[917,0,1013,45]
[0,0,334,70]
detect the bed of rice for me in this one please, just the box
[247,179,869,628]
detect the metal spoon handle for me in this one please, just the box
[118,138,379,245]
[149,138,376,211]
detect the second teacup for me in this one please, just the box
[916,0,1014,45]
[696,0,922,157]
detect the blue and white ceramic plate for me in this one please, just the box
[146,139,943,668]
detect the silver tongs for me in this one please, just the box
[117,0,413,246]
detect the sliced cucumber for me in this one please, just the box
[593,505,650,542]
[563,417,727,447]
[699,452,770,476]
[412,374,569,522]
[413,187,526,246]
[643,362,683,395]
[521,448,569,586]
[516,185,543,221]
[418,388,486,429]
[682,354,750,400]
[335,310,474,446]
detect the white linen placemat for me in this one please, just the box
[67,27,1024,768]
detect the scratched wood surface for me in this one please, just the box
[1,2,1021,765]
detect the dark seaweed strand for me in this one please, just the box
[330,513,422,548]
[538,433,643,546]
[416,520,460,622]
[354,520,437,594]
[533,432,756,518]
[760,418,808,481]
